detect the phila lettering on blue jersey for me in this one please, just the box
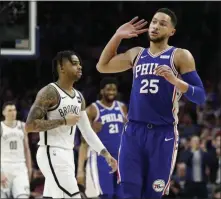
[93,100,125,156]
[128,46,182,126]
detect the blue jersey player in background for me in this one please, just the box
[97,8,206,199]
[77,77,127,199]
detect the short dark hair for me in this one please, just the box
[52,50,81,81]
[100,77,118,90]
[156,8,177,27]
[2,101,16,111]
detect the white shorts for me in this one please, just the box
[37,146,81,198]
[1,162,30,198]
[85,153,99,198]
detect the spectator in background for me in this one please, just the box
[169,163,187,198]
[214,132,221,150]
[3,89,14,102]
[179,114,200,138]
[179,136,211,199]
[207,132,221,185]
[164,180,181,199]
[215,147,221,185]
[30,169,44,199]
[173,163,187,191]
[215,114,221,132]
[179,137,190,152]
[213,132,221,185]
[212,185,221,199]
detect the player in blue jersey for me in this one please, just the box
[96,8,206,199]
[77,77,127,199]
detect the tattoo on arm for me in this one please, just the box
[25,85,65,132]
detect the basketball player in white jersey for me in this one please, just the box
[1,101,32,198]
[25,50,118,199]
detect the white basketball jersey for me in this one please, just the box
[38,83,82,149]
[1,121,26,163]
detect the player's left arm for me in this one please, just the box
[77,92,107,156]
[22,122,32,181]
[77,103,100,184]
[175,49,206,104]
[120,102,128,123]
[155,49,206,104]
[77,92,117,172]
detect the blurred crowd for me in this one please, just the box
[0,1,221,199]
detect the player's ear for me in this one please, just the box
[57,64,64,75]
[2,109,6,117]
[170,28,176,37]
[100,89,104,96]
[60,64,64,71]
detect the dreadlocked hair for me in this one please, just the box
[52,50,81,81]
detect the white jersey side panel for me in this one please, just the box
[1,121,26,163]
[38,83,82,149]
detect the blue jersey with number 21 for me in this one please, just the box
[93,100,125,157]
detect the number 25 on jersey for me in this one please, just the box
[140,79,159,94]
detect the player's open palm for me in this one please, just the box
[65,113,81,126]
[116,16,148,39]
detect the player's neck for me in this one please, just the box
[4,120,17,127]
[149,41,169,55]
[57,78,74,92]
[100,99,114,107]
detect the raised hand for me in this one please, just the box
[116,16,148,39]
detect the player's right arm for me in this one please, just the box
[96,17,148,73]
[25,85,79,133]
[25,85,65,132]
[77,104,101,185]
[77,95,117,173]
[77,103,102,173]
[77,104,98,171]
